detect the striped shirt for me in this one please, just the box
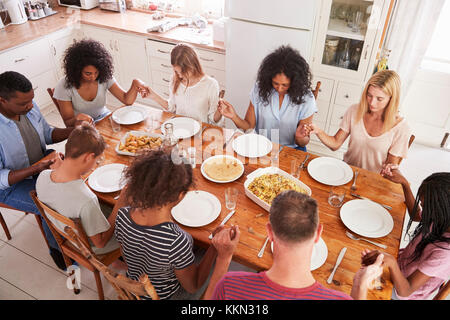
[114,207,195,299]
[212,271,352,300]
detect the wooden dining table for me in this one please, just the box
[86,106,407,300]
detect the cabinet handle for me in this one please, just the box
[115,40,119,51]
[161,63,171,68]
[109,40,114,51]
[162,78,170,83]
[364,45,369,60]
[340,116,343,119]
[344,94,349,98]
[200,57,214,62]
[14,58,26,63]
[157,49,170,54]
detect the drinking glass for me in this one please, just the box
[290,159,300,178]
[109,117,121,133]
[352,11,363,33]
[225,187,238,211]
[187,147,196,168]
[328,187,346,207]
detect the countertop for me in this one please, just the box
[0,7,225,53]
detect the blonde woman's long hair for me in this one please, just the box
[170,43,204,94]
[356,70,401,133]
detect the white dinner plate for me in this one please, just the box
[307,156,353,186]
[271,237,328,271]
[111,105,149,125]
[171,191,221,227]
[200,155,244,183]
[161,117,201,139]
[88,163,127,193]
[340,199,394,238]
[232,133,273,158]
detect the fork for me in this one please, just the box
[345,231,387,249]
[351,171,359,191]
[257,236,270,258]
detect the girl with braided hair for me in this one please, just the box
[366,167,450,299]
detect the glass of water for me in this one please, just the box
[187,147,196,168]
[225,187,238,211]
[328,186,346,207]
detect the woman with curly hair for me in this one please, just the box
[113,150,239,300]
[218,45,317,150]
[147,43,223,126]
[53,39,149,127]
[302,70,412,173]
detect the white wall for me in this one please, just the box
[401,69,450,148]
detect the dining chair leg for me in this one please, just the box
[94,270,105,300]
[33,214,51,250]
[0,211,12,240]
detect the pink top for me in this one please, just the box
[396,232,450,300]
[339,104,412,173]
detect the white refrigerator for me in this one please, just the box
[224,0,318,127]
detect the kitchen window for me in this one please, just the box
[420,0,450,74]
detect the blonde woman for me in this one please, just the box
[302,70,412,173]
[148,43,223,126]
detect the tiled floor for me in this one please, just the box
[0,107,449,300]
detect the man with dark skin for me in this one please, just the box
[0,71,75,268]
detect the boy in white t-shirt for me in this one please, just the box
[36,123,125,255]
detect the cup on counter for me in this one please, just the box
[290,159,300,179]
[109,117,121,133]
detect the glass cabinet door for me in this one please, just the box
[314,0,386,79]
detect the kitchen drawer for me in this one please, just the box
[153,84,170,100]
[196,49,225,70]
[147,40,174,59]
[204,66,225,87]
[314,99,330,123]
[334,82,363,107]
[0,38,53,79]
[151,70,172,86]
[311,75,334,102]
[330,104,349,126]
[150,56,172,73]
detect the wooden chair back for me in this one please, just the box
[433,280,450,300]
[47,88,61,111]
[312,81,321,100]
[398,134,415,165]
[30,190,121,300]
[65,226,159,300]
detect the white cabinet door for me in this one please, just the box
[48,28,78,79]
[31,69,58,109]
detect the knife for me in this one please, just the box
[223,129,238,149]
[298,154,310,172]
[209,210,236,239]
[350,193,392,210]
[327,247,347,284]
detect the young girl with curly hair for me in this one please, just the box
[376,168,450,299]
[218,45,318,151]
[114,150,239,299]
[53,39,149,126]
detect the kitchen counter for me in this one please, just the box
[0,7,225,53]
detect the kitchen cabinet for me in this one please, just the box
[146,39,226,109]
[309,0,391,158]
[0,37,57,108]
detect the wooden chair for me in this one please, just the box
[65,225,159,300]
[47,88,60,111]
[0,202,50,249]
[312,81,321,100]
[30,190,121,300]
[433,280,450,300]
[398,135,415,165]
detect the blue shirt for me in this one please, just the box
[0,101,54,190]
[250,83,318,148]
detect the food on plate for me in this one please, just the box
[203,157,242,181]
[119,133,162,154]
[248,173,308,205]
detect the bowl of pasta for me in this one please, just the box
[115,131,163,156]
[244,167,312,211]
